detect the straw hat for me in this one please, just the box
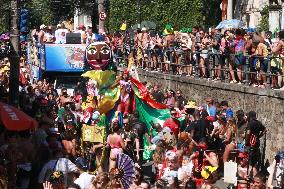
[184,100,197,109]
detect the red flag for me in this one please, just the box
[130,78,168,109]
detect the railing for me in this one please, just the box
[114,48,284,89]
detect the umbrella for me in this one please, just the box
[216,19,245,29]
[0,102,37,131]
[116,153,135,189]
[131,21,157,30]
[247,27,256,33]
[131,24,140,30]
[141,21,156,30]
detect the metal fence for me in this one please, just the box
[115,48,284,89]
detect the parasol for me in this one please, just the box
[0,102,37,131]
[141,21,156,30]
[131,24,140,30]
[132,21,157,30]
[116,153,135,189]
[216,19,245,29]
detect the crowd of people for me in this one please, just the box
[0,22,283,189]
[0,64,283,189]
[31,23,284,90]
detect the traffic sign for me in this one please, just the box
[99,12,107,21]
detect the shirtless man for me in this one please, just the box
[164,33,175,73]
[141,28,150,69]
[136,29,144,67]
[149,32,159,71]
[38,24,47,45]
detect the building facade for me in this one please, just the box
[222,0,269,28]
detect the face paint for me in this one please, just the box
[86,42,111,70]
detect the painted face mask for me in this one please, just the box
[86,42,111,70]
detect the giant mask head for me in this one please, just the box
[86,42,111,70]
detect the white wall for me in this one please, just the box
[234,0,269,28]
[74,10,92,30]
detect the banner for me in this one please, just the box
[45,44,86,72]
[82,124,106,143]
[31,65,40,81]
[40,44,46,70]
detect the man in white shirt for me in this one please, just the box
[55,23,69,44]
[86,26,97,45]
[54,24,61,44]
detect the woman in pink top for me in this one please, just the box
[163,90,176,109]
[107,119,125,171]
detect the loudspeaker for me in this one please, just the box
[66,33,81,44]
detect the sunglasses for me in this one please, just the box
[171,112,177,115]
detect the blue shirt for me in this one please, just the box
[207,106,217,116]
[226,108,233,118]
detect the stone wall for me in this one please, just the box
[139,70,284,162]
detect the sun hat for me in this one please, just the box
[184,100,197,109]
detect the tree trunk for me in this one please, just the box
[9,0,20,107]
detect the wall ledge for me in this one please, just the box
[139,70,284,100]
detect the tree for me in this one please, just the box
[106,0,221,32]
[257,5,269,32]
[0,0,222,33]
[0,0,10,33]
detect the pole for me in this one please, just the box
[137,0,141,28]
[281,2,284,29]
[98,0,105,31]
[227,0,233,20]
[9,0,20,107]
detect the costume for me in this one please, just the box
[117,71,134,116]
[85,42,111,70]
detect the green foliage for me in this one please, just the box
[0,0,77,32]
[107,0,221,32]
[257,5,269,32]
[0,0,10,33]
[0,0,222,33]
[27,0,77,26]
